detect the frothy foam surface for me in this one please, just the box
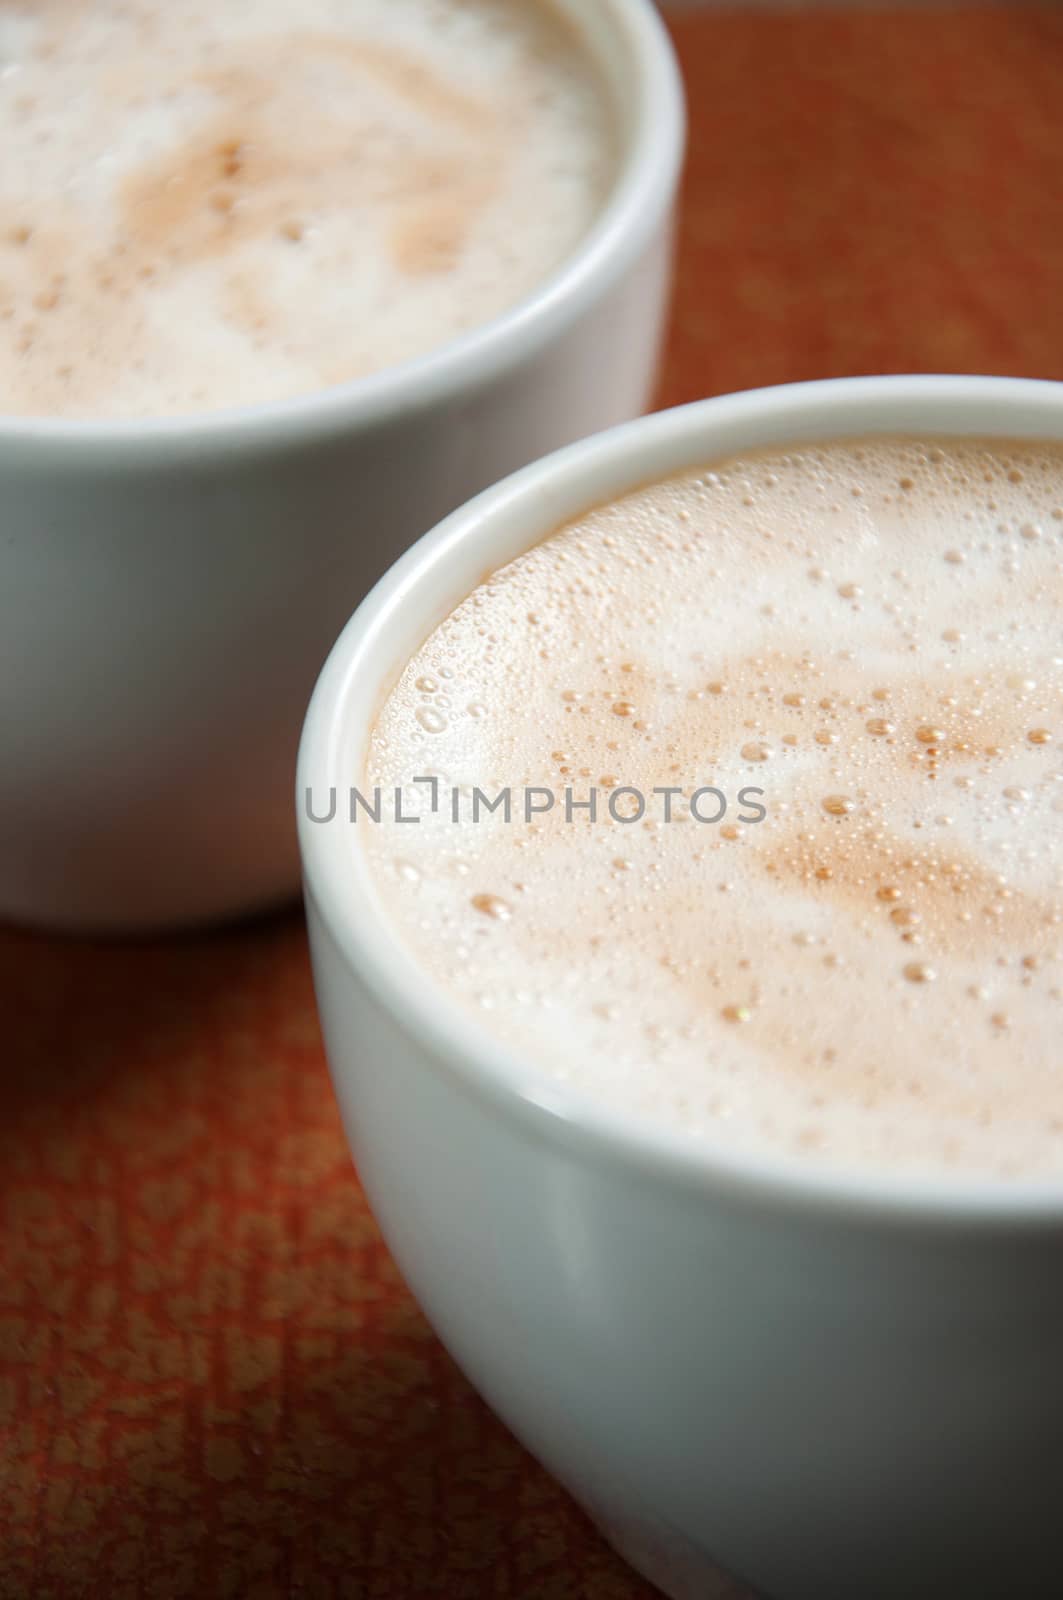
[363,438,1063,1182]
[0,0,612,418]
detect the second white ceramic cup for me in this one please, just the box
[300,377,1063,1600]
[0,0,683,932]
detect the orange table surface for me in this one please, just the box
[5,7,1063,1597]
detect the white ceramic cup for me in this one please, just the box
[0,0,682,933]
[300,376,1063,1600]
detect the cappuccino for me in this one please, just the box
[0,0,613,418]
[363,438,1063,1179]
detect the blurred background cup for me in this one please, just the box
[0,0,683,934]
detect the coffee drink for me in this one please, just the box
[0,0,613,418]
[362,438,1063,1179]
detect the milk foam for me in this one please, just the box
[0,0,612,418]
[364,439,1063,1180]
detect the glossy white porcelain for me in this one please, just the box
[300,377,1063,1600]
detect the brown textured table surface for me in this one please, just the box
[5,7,1063,1596]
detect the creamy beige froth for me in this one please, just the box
[364,438,1063,1180]
[0,0,613,418]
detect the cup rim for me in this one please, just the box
[0,0,683,462]
[299,373,1063,1226]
